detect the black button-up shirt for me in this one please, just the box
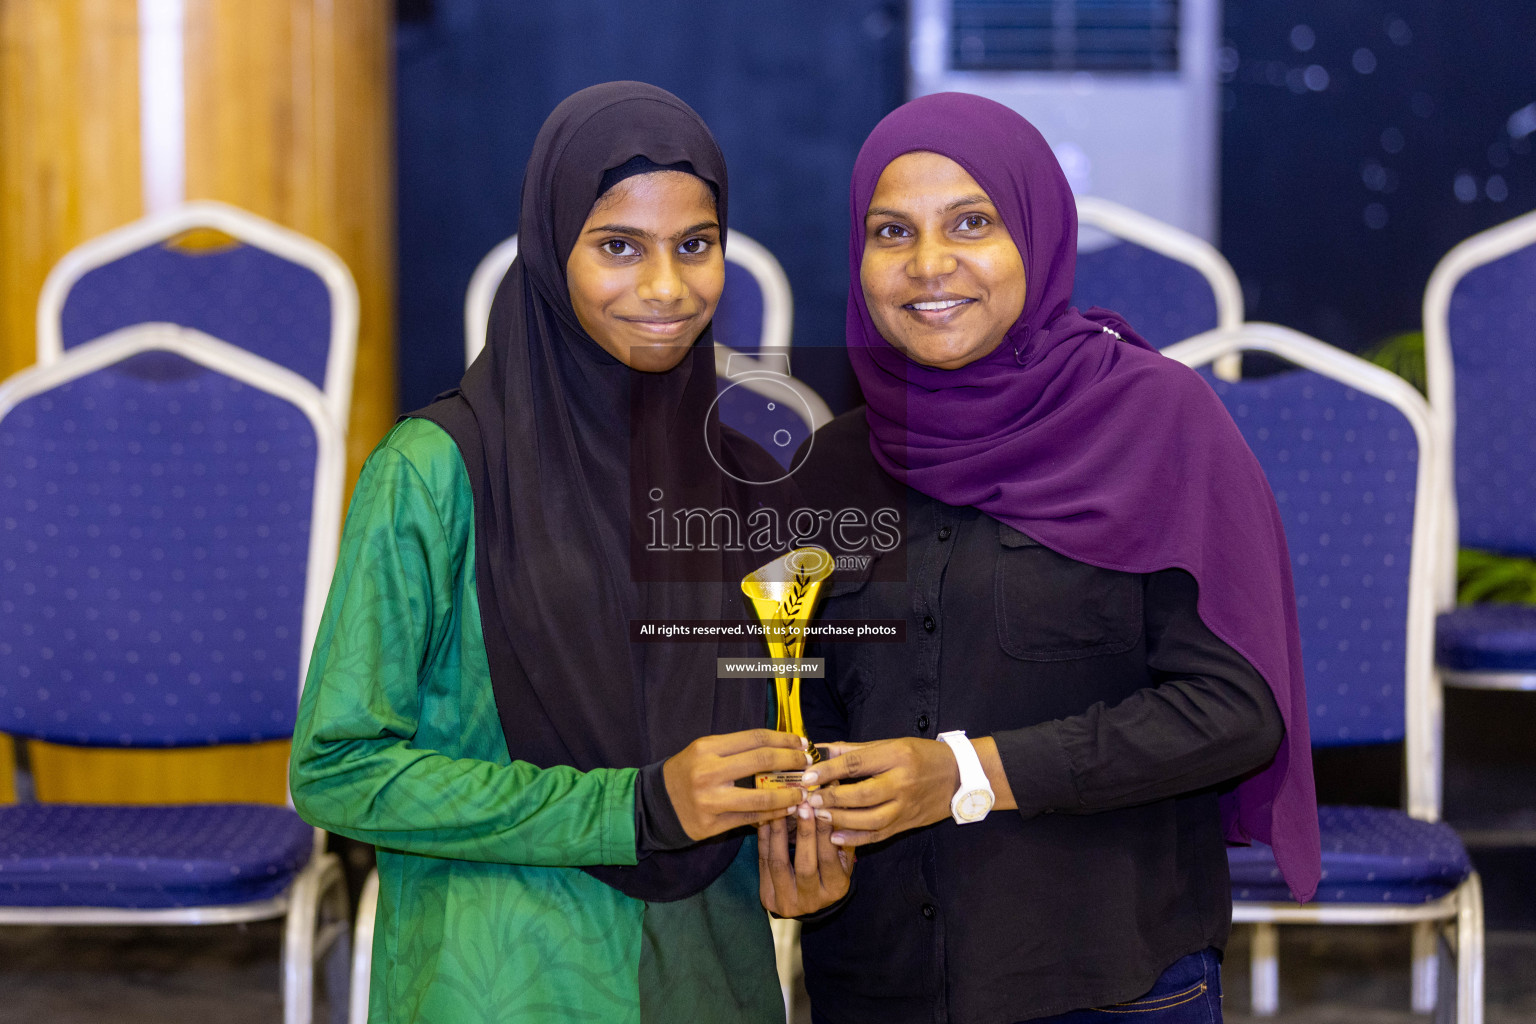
[797,411,1283,1024]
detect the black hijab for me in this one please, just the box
[413,82,789,901]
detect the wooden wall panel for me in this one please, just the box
[1,1,393,806]
[0,735,13,803]
[0,0,144,806]
[29,740,292,805]
[183,0,396,488]
[0,0,142,381]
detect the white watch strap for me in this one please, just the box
[937,730,994,822]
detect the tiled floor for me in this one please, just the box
[2,919,1531,1023]
[0,920,306,1024]
[1220,924,1536,1024]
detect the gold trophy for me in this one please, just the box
[741,546,835,788]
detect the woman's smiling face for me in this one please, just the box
[860,151,1027,370]
[565,170,724,373]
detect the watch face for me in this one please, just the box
[955,789,994,822]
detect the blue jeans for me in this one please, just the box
[1024,949,1223,1024]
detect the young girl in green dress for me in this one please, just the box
[291,81,813,1024]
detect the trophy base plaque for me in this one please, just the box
[753,743,824,789]
[756,770,808,790]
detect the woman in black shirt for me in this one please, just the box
[762,93,1320,1024]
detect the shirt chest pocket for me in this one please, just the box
[994,523,1144,661]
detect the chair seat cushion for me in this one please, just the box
[0,804,313,909]
[1436,604,1536,672]
[1229,805,1471,904]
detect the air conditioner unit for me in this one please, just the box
[909,0,1219,244]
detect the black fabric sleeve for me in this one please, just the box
[634,759,693,855]
[994,567,1285,819]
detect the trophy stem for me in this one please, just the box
[773,675,805,738]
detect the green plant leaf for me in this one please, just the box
[1361,330,1426,396]
[1457,547,1536,605]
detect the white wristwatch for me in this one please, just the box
[936,730,995,824]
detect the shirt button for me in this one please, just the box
[921,903,936,920]
[938,525,952,541]
[916,714,930,732]
[923,616,936,633]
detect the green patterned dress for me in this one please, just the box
[290,418,783,1024]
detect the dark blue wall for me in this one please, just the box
[395,1,1536,412]
[394,0,906,414]
[1220,2,1536,351]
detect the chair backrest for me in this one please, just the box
[1163,324,1443,820]
[712,233,793,358]
[37,201,359,432]
[1423,209,1536,600]
[0,323,344,748]
[463,230,794,366]
[463,235,520,368]
[714,351,833,472]
[1074,197,1243,359]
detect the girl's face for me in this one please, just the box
[860,151,1027,370]
[566,170,724,373]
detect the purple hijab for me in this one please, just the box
[847,92,1320,902]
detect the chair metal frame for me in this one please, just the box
[771,913,801,1020]
[1164,323,1482,1024]
[463,230,795,367]
[1422,208,1536,689]
[0,323,351,1024]
[463,234,520,368]
[1077,196,1244,379]
[347,868,380,1024]
[35,200,361,435]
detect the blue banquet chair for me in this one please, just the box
[708,231,794,359]
[0,322,351,1024]
[36,200,360,434]
[1074,196,1243,378]
[1423,209,1536,692]
[1165,323,1483,1024]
